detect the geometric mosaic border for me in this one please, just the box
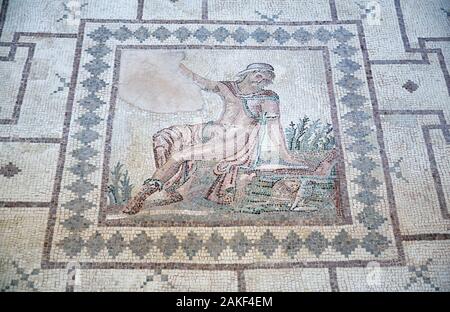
[39,19,405,267]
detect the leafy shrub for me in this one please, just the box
[285,116,335,152]
[107,162,134,205]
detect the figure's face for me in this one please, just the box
[245,70,274,88]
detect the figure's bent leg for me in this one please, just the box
[152,157,185,183]
[290,179,318,211]
[123,137,231,215]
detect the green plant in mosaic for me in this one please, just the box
[107,162,134,205]
[285,116,335,152]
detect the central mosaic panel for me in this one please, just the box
[102,47,349,227]
[48,21,400,266]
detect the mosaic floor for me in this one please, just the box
[0,0,449,292]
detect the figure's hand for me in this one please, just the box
[178,62,191,78]
[177,62,219,92]
[179,51,187,61]
[176,52,187,72]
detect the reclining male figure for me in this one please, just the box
[123,61,334,215]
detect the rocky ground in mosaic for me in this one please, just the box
[0,0,449,292]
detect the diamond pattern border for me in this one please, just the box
[47,21,400,266]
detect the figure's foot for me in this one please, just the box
[291,205,318,212]
[168,191,183,202]
[155,190,184,206]
[290,192,304,210]
[122,179,163,215]
[289,198,318,212]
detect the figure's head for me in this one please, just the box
[236,63,275,89]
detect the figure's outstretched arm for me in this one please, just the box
[179,63,220,92]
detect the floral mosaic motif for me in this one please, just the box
[281,231,302,259]
[292,28,313,43]
[62,214,91,231]
[333,43,358,58]
[106,232,127,259]
[257,230,280,258]
[58,234,84,258]
[332,229,359,257]
[357,206,386,230]
[204,231,227,260]
[361,231,390,256]
[85,231,105,257]
[305,231,329,257]
[157,232,180,259]
[129,232,153,259]
[182,232,203,260]
[315,27,333,43]
[229,231,252,259]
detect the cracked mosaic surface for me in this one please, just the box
[0,0,449,292]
